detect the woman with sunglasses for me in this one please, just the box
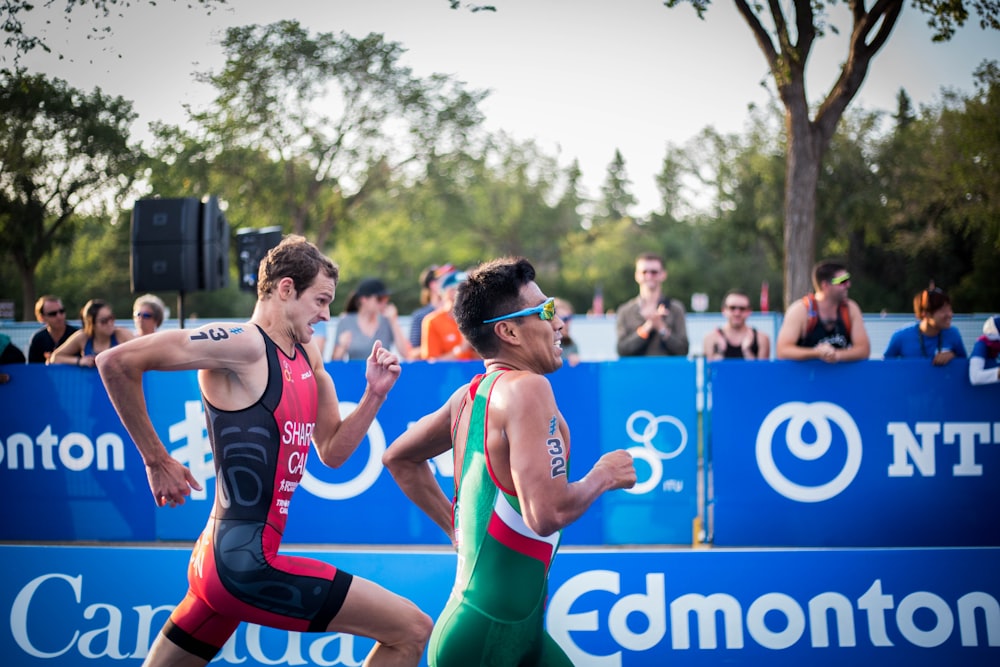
[132,293,167,336]
[883,286,967,365]
[49,299,134,368]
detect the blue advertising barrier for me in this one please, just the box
[709,359,1000,547]
[0,361,698,545]
[2,543,998,666]
[599,358,699,544]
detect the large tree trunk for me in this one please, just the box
[733,0,906,310]
[783,105,822,310]
[19,265,37,322]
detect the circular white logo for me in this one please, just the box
[755,401,862,502]
[300,402,386,500]
[624,410,688,495]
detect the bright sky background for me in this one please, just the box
[11,0,1000,215]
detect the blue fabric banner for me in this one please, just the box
[1,360,694,544]
[709,359,1000,546]
[3,544,997,666]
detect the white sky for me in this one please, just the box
[10,0,1000,215]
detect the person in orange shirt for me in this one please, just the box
[420,271,479,361]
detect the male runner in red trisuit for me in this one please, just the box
[98,235,431,666]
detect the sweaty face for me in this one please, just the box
[514,283,564,374]
[294,275,335,344]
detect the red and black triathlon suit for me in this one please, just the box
[162,325,353,660]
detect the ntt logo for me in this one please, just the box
[755,401,863,502]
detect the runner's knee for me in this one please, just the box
[389,602,433,649]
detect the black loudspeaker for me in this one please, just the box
[236,226,283,292]
[131,197,230,293]
[201,196,230,292]
[131,198,200,292]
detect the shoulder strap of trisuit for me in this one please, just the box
[840,301,852,338]
[455,370,506,496]
[802,294,818,333]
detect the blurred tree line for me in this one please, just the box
[2,21,998,323]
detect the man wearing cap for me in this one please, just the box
[776,260,871,362]
[420,270,479,361]
[969,315,1000,385]
[408,264,453,359]
[333,277,412,361]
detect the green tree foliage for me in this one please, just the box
[876,60,1000,310]
[144,20,487,251]
[0,69,144,319]
[595,149,636,225]
[330,134,569,314]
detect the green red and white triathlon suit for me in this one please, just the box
[161,325,353,660]
[429,369,574,667]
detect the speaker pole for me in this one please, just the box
[177,291,186,329]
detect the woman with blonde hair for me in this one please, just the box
[133,293,167,336]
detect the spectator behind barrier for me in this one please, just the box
[27,295,78,363]
[420,270,478,361]
[49,299,134,368]
[407,263,453,360]
[132,294,167,336]
[554,297,581,366]
[776,260,870,362]
[703,289,771,361]
[332,277,412,361]
[883,286,967,365]
[616,251,689,357]
[969,315,1000,385]
[0,332,26,365]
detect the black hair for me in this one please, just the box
[454,257,537,358]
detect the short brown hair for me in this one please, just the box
[257,235,339,299]
[812,260,847,291]
[914,287,950,318]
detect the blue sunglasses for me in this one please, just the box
[483,297,556,324]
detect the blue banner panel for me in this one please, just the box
[0,366,153,541]
[2,544,997,666]
[710,359,1000,547]
[598,359,699,544]
[0,362,614,545]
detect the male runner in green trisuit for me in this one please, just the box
[383,257,636,666]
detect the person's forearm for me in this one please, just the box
[96,355,167,464]
[776,343,819,361]
[315,387,386,467]
[838,345,870,362]
[48,350,76,365]
[969,358,1000,385]
[530,469,618,537]
[385,460,454,538]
